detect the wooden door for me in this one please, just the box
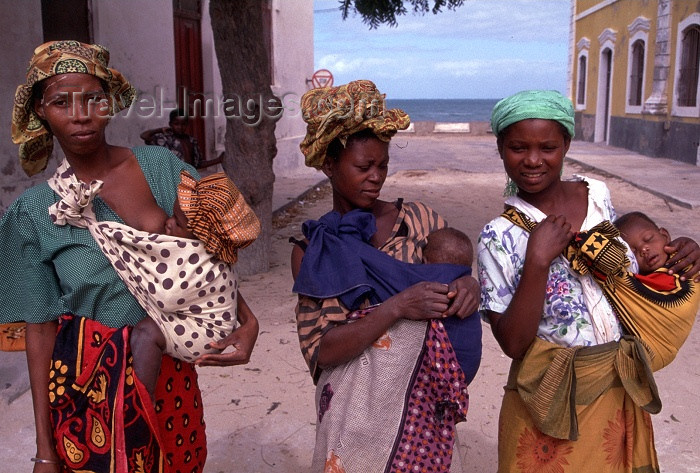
[173,0,206,157]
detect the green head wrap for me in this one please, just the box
[490,90,575,138]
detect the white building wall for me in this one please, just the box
[0,0,45,211]
[269,0,315,176]
[201,3,225,160]
[0,0,314,213]
[92,0,177,150]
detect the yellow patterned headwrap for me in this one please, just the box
[177,171,261,265]
[299,80,410,169]
[12,40,136,177]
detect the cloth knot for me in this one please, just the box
[293,208,469,310]
[47,160,102,227]
[302,209,376,243]
[566,220,629,287]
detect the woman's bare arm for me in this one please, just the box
[488,215,574,359]
[26,321,61,471]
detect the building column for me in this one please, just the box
[644,0,672,115]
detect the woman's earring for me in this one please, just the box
[503,176,518,197]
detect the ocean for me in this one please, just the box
[385,98,498,123]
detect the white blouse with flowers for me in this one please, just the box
[477,176,636,348]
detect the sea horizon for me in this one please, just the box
[386,98,499,123]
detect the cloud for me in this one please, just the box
[433,58,566,79]
[318,54,413,78]
[313,0,571,98]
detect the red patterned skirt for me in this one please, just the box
[49,314,207,473]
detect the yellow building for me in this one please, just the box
[570,0,699,165]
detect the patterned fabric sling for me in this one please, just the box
[47,160,239,362]
[501,205,699,371]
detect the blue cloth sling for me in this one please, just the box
[292,208,481,383]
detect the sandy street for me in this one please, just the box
[1,137,699,473]
[199,159,700,473]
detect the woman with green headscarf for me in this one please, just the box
[477,90,700,472]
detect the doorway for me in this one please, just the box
[173,0,206,156]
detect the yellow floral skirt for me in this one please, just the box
[497,387,659,473]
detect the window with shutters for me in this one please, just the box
[673,14,700,117]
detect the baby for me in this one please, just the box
[615,211,670,274]
[423,227,474,267]
[423,227,481,384]
[611,210,698,371]
[48,166,260,397]
[124,171,260,396]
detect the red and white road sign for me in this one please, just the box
[311,69,334,88]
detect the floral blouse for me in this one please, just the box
[477,176,631,348]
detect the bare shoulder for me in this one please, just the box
[564,179,589,202]
[290,239,307,280]
[374,199,400,223]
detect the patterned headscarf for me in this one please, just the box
[177,171,261,264]
[490,90,575,138]
[299,80,411,169]
[12,40,136,177]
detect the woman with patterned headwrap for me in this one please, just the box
[290,79,481,472]
[0,41,260,473]
[477,90,700,472]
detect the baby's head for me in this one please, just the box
[423,227,473,267]
[615,211,670,274]
[165,196,195,239]
[168,171,261,264]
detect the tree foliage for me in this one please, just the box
[340,0,465,28]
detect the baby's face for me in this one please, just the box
[165,199,195,239]
[620,220,670,274]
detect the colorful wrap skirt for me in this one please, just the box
[498,337,660,473]
[49,314,207,473]
[313,311,469,473]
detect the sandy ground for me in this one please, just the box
[2,156,699,473]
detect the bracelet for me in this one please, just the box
[30,457,59,464]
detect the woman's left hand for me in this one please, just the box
[445,275,480,318]
[195,292,259,367]
[665,237,700,282]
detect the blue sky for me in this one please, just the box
[313,0,572,99]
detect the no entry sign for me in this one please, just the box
[311,69,334,88]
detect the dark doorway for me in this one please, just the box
[41,0,91,43]
[173,0,206,157]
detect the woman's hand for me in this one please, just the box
[195,292,259,367]
[527,215,574,267]
[665,237,700,282]
[445,275,480,318]
[383,281,451,321]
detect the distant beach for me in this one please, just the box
[386,98,499,123]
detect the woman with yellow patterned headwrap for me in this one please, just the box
[290,80,481,472]
[477,90,700,473]
[0,41,260,473]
